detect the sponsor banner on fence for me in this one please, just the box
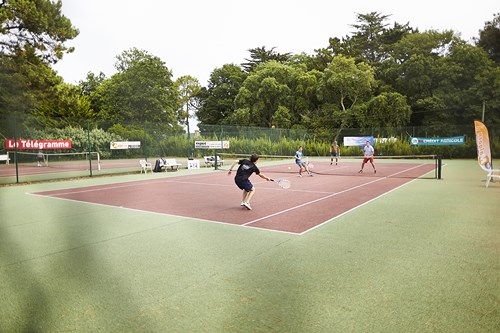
[410,136,465,146]
[473,120,492,170]
[195,141,230,149]
[110,141,141,149]
[343,136,374,147]
[6,139,72,150]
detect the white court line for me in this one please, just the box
[29,172,230,197]
[301,163,442,236]
[243,164,428,227]
[25,191,301,236]
[31,171,337,197]
[300,180,416,235]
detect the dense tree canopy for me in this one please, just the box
[0,0,78,63]
[2,6,499,141]
[476,13,500,64]
[97,48,180,128]
[0,0,78,134]
[197,64,247,125]
[195,12,499,133]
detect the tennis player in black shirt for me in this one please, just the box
[228,154,271,210]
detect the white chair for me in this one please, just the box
[139,159,152,174]
[479,163,500,187]
[204,156,224,167]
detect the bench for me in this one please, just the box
[204,156,224,167]
[0,154,10,165]
[160,158,182,171]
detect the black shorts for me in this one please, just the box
[235,179,253,192]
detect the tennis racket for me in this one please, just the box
[305,157,314,169]
[270,178,291,189]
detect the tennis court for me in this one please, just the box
[31,158,438,234]
[1,159,499,332]
[0,156,140,184]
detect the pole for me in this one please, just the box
[481,101,486,122]
[13,116,19,183]
[87,121,93,177]
[143,121,148,161]
[437,155,442,180]
[186,103,190,140]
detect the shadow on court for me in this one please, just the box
[0,193,161,331]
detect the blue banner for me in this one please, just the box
[344,136,374,147]
[410,136,465,146]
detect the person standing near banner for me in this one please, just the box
[359,141,376,174]
[36,150,44,167]
[330,140,340,165]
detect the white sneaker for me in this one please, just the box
[298,174,302,177]
[240,202,245,206]
[243,202,252,210]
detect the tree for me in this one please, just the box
[348,12,392,64]
[79,71,106,96]
[175,75,201,136]
[78,71,107,119]
[318,55,375,130]
[272,105,291,128]
[386,30,455,126]
[0,0,79,134]
[235,61,302,127]
[196,64,247,126]
[436,41,498,128]
[0,47,63,130]
[98,48,180,130]
[32,82,94,128]
[0,0,79,63]
[241,46,292,73]
[476,13,500,64]
[365,92,411,129]
[324,12,414,67]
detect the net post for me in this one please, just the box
[437,155,442,179]
[87,121,92,177]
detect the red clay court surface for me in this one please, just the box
[31,161,437,235]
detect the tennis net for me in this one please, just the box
[7,151,101,171]
[218,153,442,180]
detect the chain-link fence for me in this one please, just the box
[0,114,498,184]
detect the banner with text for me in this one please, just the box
[473,120,492,170]
[6,139,72,150]
[343,136,374,147]
[410,136,465,146]
[110,141,141,149]
[195,141,230,149]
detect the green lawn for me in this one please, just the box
[0,159,498,332]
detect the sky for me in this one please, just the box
[53,0,498,86]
